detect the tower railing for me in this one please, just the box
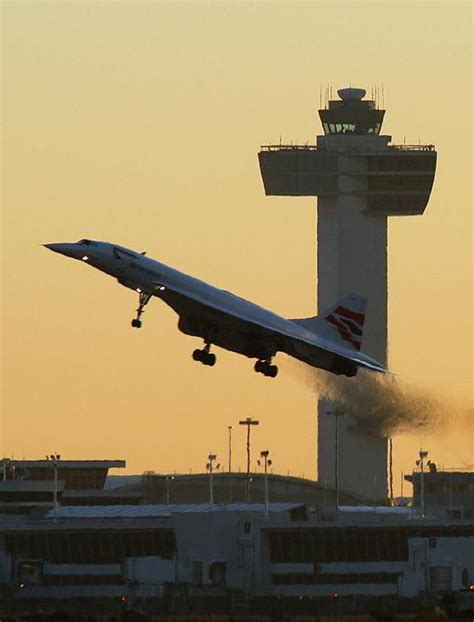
[260,143,435,152]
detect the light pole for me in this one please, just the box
[326,410,345,510]
[228,425,233,503]
[165,476,174,505]
[258,450,272,518]
[388,437,394,503]
[206,454,220,504]
[239,418,259,503]
[49,453,60,524]
[2,459,9,482]
[416,449,428,518]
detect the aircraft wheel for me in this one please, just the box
[206,353,216,367]
[131,319,142,328]
[192,349,203,362]
[268,365,278,378]
[254,360,264,373]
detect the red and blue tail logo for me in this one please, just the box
[326,305,365,351]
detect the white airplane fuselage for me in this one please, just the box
[44,239,387,378]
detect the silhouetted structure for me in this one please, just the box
[259,87,437,500]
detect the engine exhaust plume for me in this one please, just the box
[284,360,453,437]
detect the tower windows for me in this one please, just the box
[322,122,378,135]
[368,155,436,172]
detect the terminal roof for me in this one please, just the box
[46,502,304,520]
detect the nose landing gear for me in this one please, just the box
[131,291,152,328]
[254,359,278,378]
[192,343,216,367]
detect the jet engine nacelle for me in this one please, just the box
[332,357,357,377]
[178,314,211,339]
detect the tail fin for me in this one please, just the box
[291,293,367,352]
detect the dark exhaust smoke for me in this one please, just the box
[283,360,470,438]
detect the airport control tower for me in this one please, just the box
[258,87,437,500]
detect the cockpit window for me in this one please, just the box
[77,239,91,245]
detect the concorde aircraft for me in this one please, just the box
[44,240,386,378]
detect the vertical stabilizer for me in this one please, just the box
[291,293,366,352]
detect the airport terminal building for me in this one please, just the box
[0,459,473,619]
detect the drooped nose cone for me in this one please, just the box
[43,243,85,260]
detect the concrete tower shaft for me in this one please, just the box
[258,88,437,501]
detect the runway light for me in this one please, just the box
[82,256,88,261]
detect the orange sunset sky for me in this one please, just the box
[1,1,472,490]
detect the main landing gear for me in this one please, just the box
[192,343,216,367]
[131,291,152,328]
[254,359,278,378]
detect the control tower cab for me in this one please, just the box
[320,88,385,135]
[259,88,436,217]
[258,87,437,501]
